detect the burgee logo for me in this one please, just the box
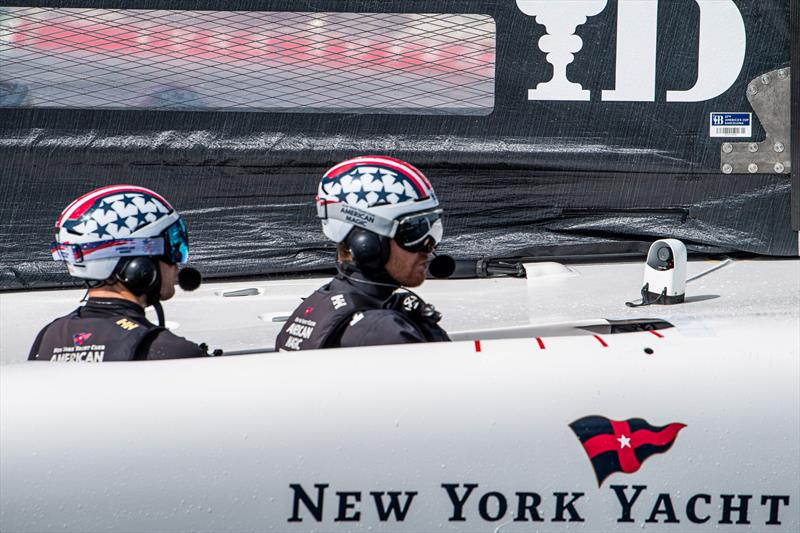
[569,416,686,486]
[72,332,92,346]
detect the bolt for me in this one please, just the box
[722,143,733,154]
[774,162,785,173]
[748,163,759,173]
[748,143,759,153]
[748,85,758,96]
[761,74,771,85]
[774,142,785,153]
[722,163,733,174]
[778,69,788,80]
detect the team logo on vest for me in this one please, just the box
[116,318,140,331]
[283,315,318,351]
[569,415,686,486]
[349,312,365,326]
[330,295,347,310]
[402,295,420,313]
[51,342,107,362]
[72,332,93,346]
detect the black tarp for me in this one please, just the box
[0,0,796,290]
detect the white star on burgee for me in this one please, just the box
[617,434,632,449]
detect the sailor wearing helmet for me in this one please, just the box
[28,185,208,361]
[276,156,450,351]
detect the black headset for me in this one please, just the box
[114,257,160,298]
[347,228,391,274]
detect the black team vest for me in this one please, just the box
[36,308,162,362]
[275,281,450,351]
[276,285,376,351]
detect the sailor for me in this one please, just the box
[276,156,450,351]
[29,185,208,361]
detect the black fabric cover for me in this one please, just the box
[0,0,795,290]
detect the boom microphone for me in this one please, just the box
[428,254,456,279]
[178,267,202,291]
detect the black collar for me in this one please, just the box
[336,263,397,301]
[84,297,146,316]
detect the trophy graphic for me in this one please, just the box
[516,0,608,101]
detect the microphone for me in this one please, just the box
[178,267,202,291]
[428,254,456,279]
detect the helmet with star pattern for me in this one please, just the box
[316,156,441,244]
[52,185,189,281]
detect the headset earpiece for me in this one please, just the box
[115,257,160,296]
[347,229,390,274]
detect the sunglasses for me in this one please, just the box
[163,218,189,265]
[394,209,443,253]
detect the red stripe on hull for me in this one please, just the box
[594,335,608,347]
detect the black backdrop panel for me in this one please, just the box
[0,0,795,289]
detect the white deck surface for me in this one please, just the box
[1,258,798,364]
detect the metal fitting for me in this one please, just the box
[722,163,733,174]
[747,85,758,96]
[774,162,785,173]
[748,143,759,153]
[761,74,771,85]
[748,163,759,173]
[778,69,788,80]
[722,143,733,154]
[774,142,785,153]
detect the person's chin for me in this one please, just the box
[406,272,426,288]
[160,287,176,300]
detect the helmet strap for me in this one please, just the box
[151,300,165,328]
[144,264,163,312]
[79,287,91,303]
[337,262,399,296]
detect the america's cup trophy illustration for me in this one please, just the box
[516,0,607,101]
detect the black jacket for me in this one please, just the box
[275,269,450,351]
[29,297,207,361]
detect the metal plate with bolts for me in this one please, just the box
[720,67,791,175]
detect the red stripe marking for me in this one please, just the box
[372,155,433,189]
[583,424,640,473]
[324,161,360,178]
[630,424,686,448]
[594,335,608,347]
[58,185,172,225]
[81,239,136,256]
[610,420,640,473]
[649,330,664,338]
[474,340,481,352]
[324,156,430,196]
[581,433,619,459]
[535,337,545,349]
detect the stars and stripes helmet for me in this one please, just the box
[316,156,442,248]
[51,185,189,281]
